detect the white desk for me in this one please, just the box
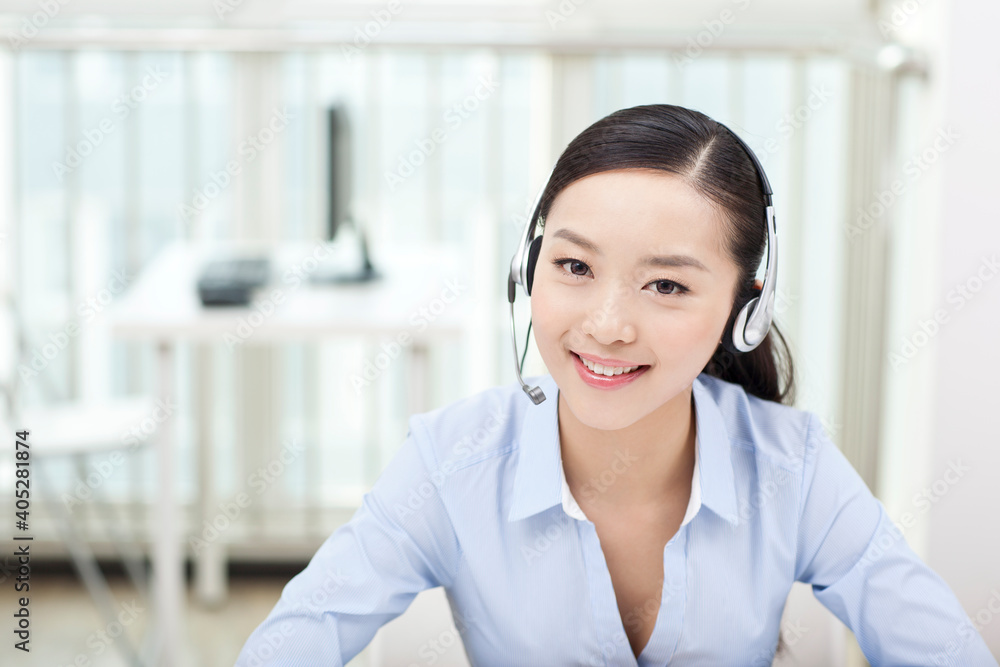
[107,238,476,666]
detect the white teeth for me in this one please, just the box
[578,354,640,376]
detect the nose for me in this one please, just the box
[577,277,637,347]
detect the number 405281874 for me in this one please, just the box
[15,431,30,530]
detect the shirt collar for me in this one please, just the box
[507,372,740,527]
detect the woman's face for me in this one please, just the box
[530,168,742,431]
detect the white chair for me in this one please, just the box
[0,291,162,666]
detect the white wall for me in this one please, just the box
[0,0,872,27]
[0,0,874,51]
[921,0,1000,657]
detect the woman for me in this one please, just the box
[237,105,996,666]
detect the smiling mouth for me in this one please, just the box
[571,352,649,376]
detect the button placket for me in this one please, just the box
[578,519,638,666]
[637,525,689,666]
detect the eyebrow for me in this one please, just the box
[550,228,710,272]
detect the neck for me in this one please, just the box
[558,385,697,513]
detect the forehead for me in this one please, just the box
[544,169,729,259]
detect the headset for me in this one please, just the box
[507,120,778,405]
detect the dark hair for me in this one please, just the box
[536,103,795,407]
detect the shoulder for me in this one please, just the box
[695,372,825,471]
[406,376,528,472]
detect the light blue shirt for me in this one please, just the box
[237,372,997,666]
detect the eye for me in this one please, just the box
[552,258,592,279]
[551,258,690,297]
[649,279,689,296]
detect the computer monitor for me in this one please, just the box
[327,104,352,241]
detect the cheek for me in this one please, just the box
[530,280,581,349]
[694,309,726,339]
[527,283,554,334]
[529,278,568,322]
[648,308,723,350]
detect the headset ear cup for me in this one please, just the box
[525,236,543,296]
[721,283,763,355]
[720,303,743,356]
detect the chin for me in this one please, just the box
[554,375,651,428]
[561,395,640,431]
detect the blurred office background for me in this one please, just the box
[0,0,997,665]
